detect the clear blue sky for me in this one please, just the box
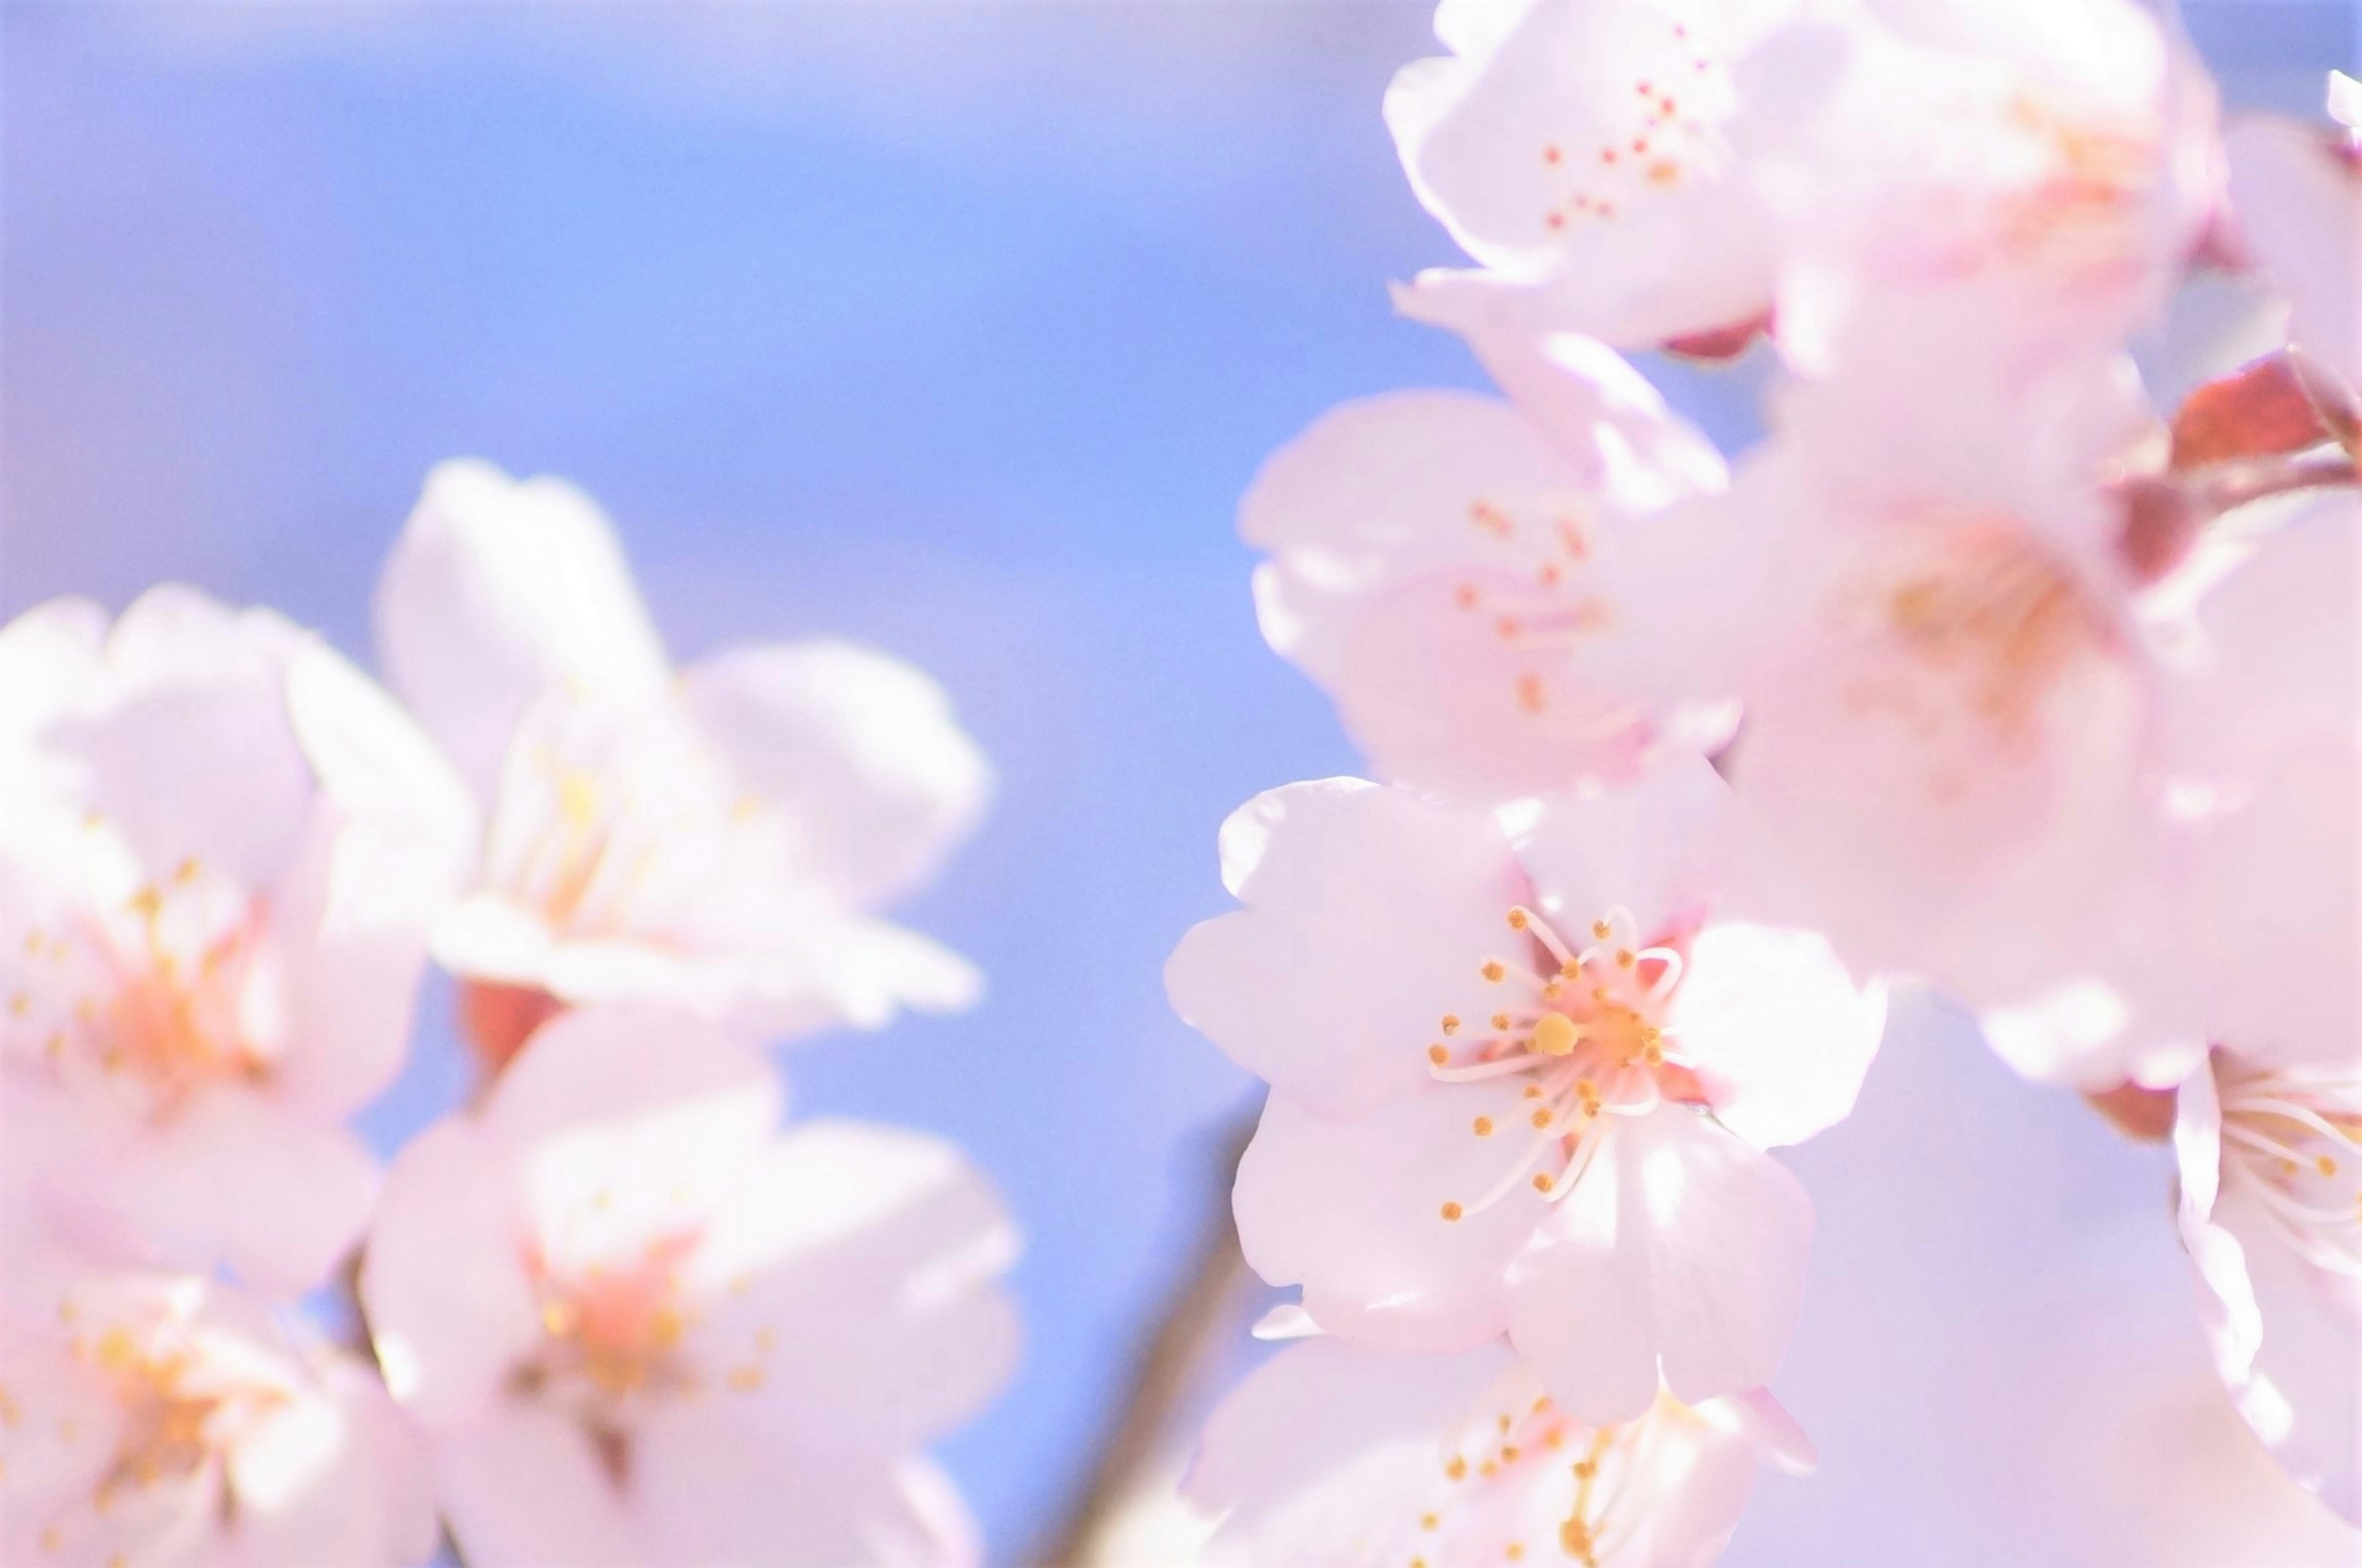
[4,4,2355,1562]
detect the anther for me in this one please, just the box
[1440,1202,1465,1222]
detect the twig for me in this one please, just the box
[1032,1108,1260,1567]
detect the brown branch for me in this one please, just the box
[1032,1110,1259,1567]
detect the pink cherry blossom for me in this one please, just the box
[1383,0,1824,351]
[0,587,471,1292]
[2225,89,2362,401]
[1585,346,2233,1086]
[359,1005,1019,1568]
[1745,0,2221,384]
[374,458,990,1053]
[1242,328,1734,798]
[2174,1053,2362,1523]
[1185,1335,1811,1568]
[1164,762,1883,1423]
[0,1262,437,1568]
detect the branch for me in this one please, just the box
[1033,1110,1259,1567]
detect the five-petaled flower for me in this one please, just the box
[1167,760,1883,1422]
[375,459,991,1067]
[360,1005,1020,1567]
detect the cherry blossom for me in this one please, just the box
[1383,0,1817,351]
[2174,1051,2362,1523]
[1185,1335,1811,1568]
[1164,761,1883,1423]
[1745,0,2222,384]
[1242,327,1734,798]
[0,1261,437,1568]
[0,587,471,1292]
[2224,79,2362,403]
[359,1005,1019,1567]
[1581,343,2227,1083]
[374,459,989,1060]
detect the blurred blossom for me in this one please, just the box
[360,1005,1019,1567]
[0,587,470,1292]
[375,459,991,1068]
[1186,1335,1811,1568]
[0,1263,436,1568]
[1165,760,1882,1424]
[2225,73,2362,401]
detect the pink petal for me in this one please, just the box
[373,460,670,800]
[2228,118,2362,394]
[360,1120,542,1431]
[437,1401,643,1568]
[1185,1336,1513,1547]
[1513,754,1735,943]
[630,1404,977,1568]
[678,640,989,912]
[1232,1088,1538,1355]
[1509,1108,1813,1423]
[1666,921,1886,1148]
[683,1120,1021,1449]
[67,1087,378,1295]
[1166,781,1521,1120]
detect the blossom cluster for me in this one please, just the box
[0,462,1018,1567]
[1167,1,2361,1560]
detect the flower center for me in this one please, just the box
[2214,1062,2362,1277]
[1532,19,1735,235]
[511,1222,785,1484]
[13,853,273,1120]
[1426,905,1699,1222]
[1449,498,1631,729]
[25,1309,292,1559]
[1415,1371,1701,1568]
[1830,519,2113,761]
[488,701,775,944]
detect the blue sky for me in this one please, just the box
[4,3,2356,1562]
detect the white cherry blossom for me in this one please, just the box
[375,459,989,1061]
[0,1262,436,1568]
[359,1005,1019,1568]
[1186,1335,1811,1568]
[0,587,469,1292]
[1165,761,1883,1423]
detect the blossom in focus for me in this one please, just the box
[1242,328,1733,799]
[0,588,470,1292]
[1185,1335,1811,1568]
[1383,0,1816,351]
[0,1263,437,1568]
[2224,73,2362,400]
[374,459,990,1061]
[360,1005,1019,1567]
[1164,761,1883,1422]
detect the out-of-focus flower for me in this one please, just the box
[2224,75,2362,402]
[1383,0,1815,351]
[1164,762,1883,1423]
[0,1263,437,1568]
[1242,330,1733,798]
[2174,1051,2362,1523]
[1746,0,2220,383]
[1591,352,2216,1086]
[360,1005,1019,1568]
[1185,1335,1811,1568]
[0,587,471,1292]
[374,459,990,1065]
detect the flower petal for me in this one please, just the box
[679,640,990,912]
[373,459,670,800]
